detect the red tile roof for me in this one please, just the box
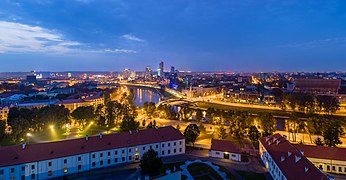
[83,95,103,101]
[259,134,328,180]
[294,144,346,161]
[0,126,184,167]
[210,139,241,154]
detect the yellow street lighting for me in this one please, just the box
[26,133,31,137]
[49,125,54,129]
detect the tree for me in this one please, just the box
[316,96,340,115]
[120,115,139,132]
[216,125,227,140]
[229,115,248,140]
[106,101,123,126]
[183,124,200,147]
[323,120,343,147]
[140,148,163,176]
[36,105,70,130]
[142,119,146,127]
[195,109,203,123]
[7,117,30,142]
[0,120,6,141]
[258,113,276,136]
[143,102,156,118]
[314,137,324,146]
[248,125,261,142]
[71,106,95,129]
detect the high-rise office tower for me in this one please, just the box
[158,61,164,77]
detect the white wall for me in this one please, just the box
[209,150,241,162]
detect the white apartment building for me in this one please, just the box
[209,139,241,162]
[294,144,346,175]
[0,106,9,120]
[0,126,185,180]
[259,134,329,180]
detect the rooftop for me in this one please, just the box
[294,144,346,162]
[259,134,328,180]
[210,139,241,154]
[0,126,184,167]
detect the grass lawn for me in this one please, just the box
[187,163,224,180]
[236,171,266,180]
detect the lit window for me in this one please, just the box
[63,168,68,173]
[48,170,52,176]
[135,148,138,152]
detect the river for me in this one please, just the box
[132,87,161,107]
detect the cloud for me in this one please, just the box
[104,48,137,54]
[278,37,346,49]
[0,21,137,54]
[122,34,145,42]
[0,21,82,53]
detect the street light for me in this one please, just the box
[49,125,54,129]
[26,133,31,144]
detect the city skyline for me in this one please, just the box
[1,1,346,72]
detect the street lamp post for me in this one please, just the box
[26,133,31,144]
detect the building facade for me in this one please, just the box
[0,126,185,180]
[259,134,328,180]
[209,139,241,161]
[294,144,346,175]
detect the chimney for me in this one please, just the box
[304,167,309,173]
[22,143,27,150]
[283,135,287,139]
[300,150,304,155]
[129,130,132,135]
[281,156,285,162]
[295,155,302,163]
[265,137,270,142]
[155,126,158,130]
[99,133,103,139]
[86,135,89,141]
[288,151,292,157]
[276,140,280,145]
[273,137,277,142]
[136,129,139,133]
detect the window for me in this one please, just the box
[319,165,323,170]
[156,145,158,149]
[22,166,25,171]
[92,162,96,167]
[78,165,82,170]
[21,175,25,180]
[332,166,336,171]
[339,167,342,172]
[162,144,165,147]
[31,174,35,180]
[174,149,176,153]
[100,160,103,166]
[232,154,236,157]
[168,150,171,154]
[78,156,82,161]
[174,142,176,146]
[108,159,111,164]
[150,145,152,149]
[92,154,96,158]
[100,153,103,158]
[168,143,170,147]
[115,150,118,155]
[142,147,145,151]
[327,165,330,171]
[0,169,3,174]
[129,156,132,161]
[122,157,125,162]
[179,141,182,145]
[344,167,346,172]
[48,162,52,166]
[115,158,118,163]
[216,152,220,155]
[31,165,35,169]
[129,148,132,153]
[48,170,52,176]
[179,148,182,152]
[135,148,138,152]
[162,151,165,155]
[63,168,68,173]
[11,168,14,173]
[64,159,67,164]
[122,150,125,154]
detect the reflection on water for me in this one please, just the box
[133,88,160,107]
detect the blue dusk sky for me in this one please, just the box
[0,0,346,72]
